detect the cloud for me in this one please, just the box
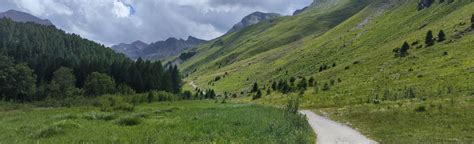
[113,1,134,18]
[10,0,73,16]
[0,0,312,46]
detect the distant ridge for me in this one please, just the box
[227,11,281,33]
[112,36,207,60]
[0,10,53,26]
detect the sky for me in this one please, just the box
[0,0,312,46]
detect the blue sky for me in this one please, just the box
[0,0,312,45]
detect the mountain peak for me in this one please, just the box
[227,11,281,33]
[112,36,207,60]
[132,40,147,46]
[0,9,53,26]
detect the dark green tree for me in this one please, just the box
[308,77,315,87]
[253,90,262,100]
[471,14,474,29]
[0,56,36,102]
[117,84,135,95]
[425,30,434,47]
[437,30,446,42]
[297,78,308,90]
[322,83,330,91]
[84,72,116,96]
[0,19,182,100]
[169,65,182,93]
[252,82,259,93]
[48,67,77,98]
[271,81,277,90]
[182,90,193,100]
[398,42,410,57]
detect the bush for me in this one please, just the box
[285,97,300,114]
[117,117,142,126]
[34,120,80,138]
[84,72,116,96]
[98,95,134,111]
[415,105,427,112]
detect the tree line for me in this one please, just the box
[0,18,182,102]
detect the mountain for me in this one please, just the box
[111,40,149,59]
[180,0,473,107]
[0,10,53,26]
[227,11,281,33]
[112,36,206,60]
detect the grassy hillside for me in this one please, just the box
[180,0,473,142]
[0,100,314,143]
[182,0,473,106]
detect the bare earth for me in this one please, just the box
[300,110,378,144]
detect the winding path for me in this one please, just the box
[300,110,378,144]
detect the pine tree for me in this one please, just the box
[297,78,308,90]
[437,30,446,42]
[169,65,182,94]
[471,14,474,29]
[425,30,434,47]
[252,82,259,93]
[253,90,262,100]
[399,42,410,57]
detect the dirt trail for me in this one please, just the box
[189,81,198,89]
[300,110,378,144]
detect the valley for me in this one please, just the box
[0,0,473,143]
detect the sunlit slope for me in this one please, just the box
[183,0,473,107]
[181,0,371,74]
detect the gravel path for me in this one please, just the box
[300,110,378,144]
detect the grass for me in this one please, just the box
[315,96,474,143]
[0,100,315,143]
[177,0,474,142]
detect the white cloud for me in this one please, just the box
[0,0,312,46]
[113,1,131,18]
[11,0,72,16]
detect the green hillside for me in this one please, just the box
[179,0,474,142]
[182,0,473,105]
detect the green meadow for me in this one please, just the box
[0,100,315,143]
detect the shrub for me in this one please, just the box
[117,117,142,126]
[415,105,427,112]
[34,120,80,138]
[84,72,116,96]
[285,97,300,114]
[99,95,134,111]
[182,91,193,100]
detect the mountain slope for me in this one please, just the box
[0,10,53,26]
[111,40,149,59]
[112,36,206,60]
[227,12,281,33]
[182,0,473,106]
[181,0,370,75]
